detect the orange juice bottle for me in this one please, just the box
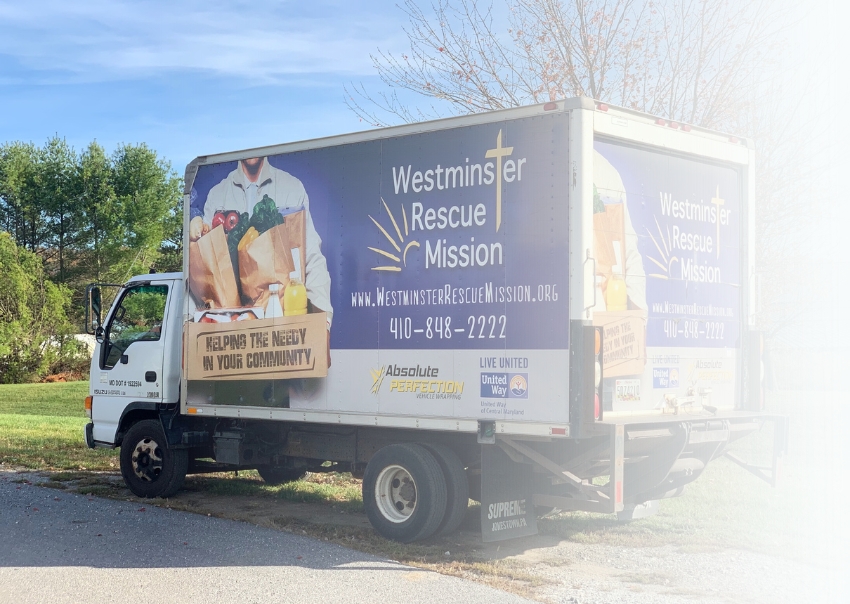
[284,248,308,316]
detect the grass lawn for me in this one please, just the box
[0,381,118,471]
[0,381,362,506]
[189,469,364,512]
[0,381,89,417]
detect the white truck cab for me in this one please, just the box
[86,273,183,448]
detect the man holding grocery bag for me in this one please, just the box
[592,150,648,391]
[190,156,333,329]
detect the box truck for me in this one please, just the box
[84,98,784,542]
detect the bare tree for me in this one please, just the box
[347,0,786,131]
[348,0,833,382]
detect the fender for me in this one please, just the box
[114,401,162,446]
[117,402,208,449]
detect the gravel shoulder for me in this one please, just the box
[514,540,845,603]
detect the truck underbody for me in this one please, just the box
[88,402,785,541]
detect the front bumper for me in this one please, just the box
[84,422,95,449]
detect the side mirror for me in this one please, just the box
[86,285,103,335]
[92,287,102,319]
[95,325,105,344]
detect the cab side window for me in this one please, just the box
[103,285,168,369]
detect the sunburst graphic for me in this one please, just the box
[646,216,678,280]
[368,198,420,271]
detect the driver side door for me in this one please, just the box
[91,283,168,444]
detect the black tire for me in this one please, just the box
[420,443,469,537]
[362,443,447,543]
[120,419,188,499]
[257,465,307,485]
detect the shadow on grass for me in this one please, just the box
[183,471,365,513]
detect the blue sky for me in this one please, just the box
[0,0,844,177]
[0,0,417,173]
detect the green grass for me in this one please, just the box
[0,381,117,471]
[187,471,364,512]
[0,381,89,417]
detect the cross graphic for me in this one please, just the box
[485,129,513,232]
[711,186,724,259]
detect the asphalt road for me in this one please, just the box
[0,475,531,604]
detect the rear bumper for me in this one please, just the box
[498,411,785,519]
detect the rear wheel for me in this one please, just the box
[421,443,469,536]
[257,465,306,485]
[362,443,447,543]
[120,419,188,498]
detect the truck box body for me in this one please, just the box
[86,98,775,543]
[182,98,753,428]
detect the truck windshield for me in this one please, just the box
[103,284,168,369]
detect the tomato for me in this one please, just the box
[224,211,240,233]
[212,212,226,229]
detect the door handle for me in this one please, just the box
[145,371,157,382]
[120,354,129,365]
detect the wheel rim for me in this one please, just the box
[374,464,417,523]
[131,437,164,482]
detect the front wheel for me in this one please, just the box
[120,419,188,498]
[362,443,447,543]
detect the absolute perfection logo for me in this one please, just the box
[370,364,465,397]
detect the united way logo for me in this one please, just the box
[480,373,528,399]
[509,374,528,397]
[652,367,679,389]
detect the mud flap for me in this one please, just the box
[480,444,538,542]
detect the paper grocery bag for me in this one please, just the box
[188,225,240,309]
[238,209,309,304]
[239,223,296,302]
[592,310,647,377]
[282,208,307,281]
[593,203,626,283]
